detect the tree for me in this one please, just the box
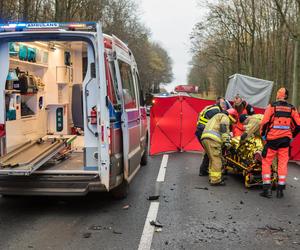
[189,0,297,102]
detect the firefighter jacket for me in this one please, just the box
[197,104,222,126]
[261,101,300,142]
[201,113,231,144]
[244,114,264,138]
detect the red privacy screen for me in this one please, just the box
[150,96,214,155]
[149,96,300,162]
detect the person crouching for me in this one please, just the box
[201,108,238,186]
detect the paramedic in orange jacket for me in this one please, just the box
[260,88,300,198]
[232,94,255,136]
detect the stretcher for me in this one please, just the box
[223,136,277,187]
[0,136,76,176]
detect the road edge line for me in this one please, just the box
[137,201,160,250]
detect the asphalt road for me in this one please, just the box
[0,153,299,250]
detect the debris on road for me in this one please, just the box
[194,186,209,190]
[113,230,123,235]
[122,204,130,210]
[90,225,102,231]
[83,232,92,238]
[147,195,160,201]
[150,220,164,228]
[89,225,112,231]
[294,177,299,181]
[257,225,284,233]
[155,228,162,232]
[240,200,244,205]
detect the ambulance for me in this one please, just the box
[0,22,148,197]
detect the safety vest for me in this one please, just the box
[271,102,293,130]
[197,104,221,126]
[262,101,296,140]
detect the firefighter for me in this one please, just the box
[201,108,238,186]
[232,94,255,136]
[260,88,300,198]
[196,97,228,176]
[239,114,264,141]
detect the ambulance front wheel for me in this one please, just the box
[111,180,129,199]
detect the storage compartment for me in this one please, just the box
[1,40,92,173]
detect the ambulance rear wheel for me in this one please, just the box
[111,180,129,199]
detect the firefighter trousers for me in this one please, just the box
[201,139,222,184]
[262,146,289,186]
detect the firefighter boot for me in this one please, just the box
[276,185,285,198]
[260,184,272,198]
[199,154,209,176]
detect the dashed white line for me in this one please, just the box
[138,154,169,250]
[156,154,169,182]
[137,202,160,250]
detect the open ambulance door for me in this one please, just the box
[96,23,110,190]
[112,36,141,182]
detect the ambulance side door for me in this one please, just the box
[114,59,141,179]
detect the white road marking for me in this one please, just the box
[138,154,169,250]
[156,155,169,182]
[137,202,160,250]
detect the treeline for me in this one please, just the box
[0,0,173,94]
[189,0,300,106]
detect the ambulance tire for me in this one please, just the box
[141,137,148,166]
[111,180,129,199]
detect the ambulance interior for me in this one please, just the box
[1,40,91,173]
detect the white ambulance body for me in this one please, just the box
[0,22,148,197]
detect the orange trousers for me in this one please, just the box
[262,147,289,185]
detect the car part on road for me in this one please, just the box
[150,220,163,228]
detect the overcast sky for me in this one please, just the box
[139,0,207,92]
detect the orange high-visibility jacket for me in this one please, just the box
[261,101,300,140]
[233,101,255,136]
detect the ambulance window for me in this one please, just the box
[118,61,137,109]
[109,61,121,104]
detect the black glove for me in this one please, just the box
[241,133,248,141]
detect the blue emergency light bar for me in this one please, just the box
[0,22,97,32]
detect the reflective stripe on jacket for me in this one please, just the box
[197,104,221,126]
[201,113,230,143]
